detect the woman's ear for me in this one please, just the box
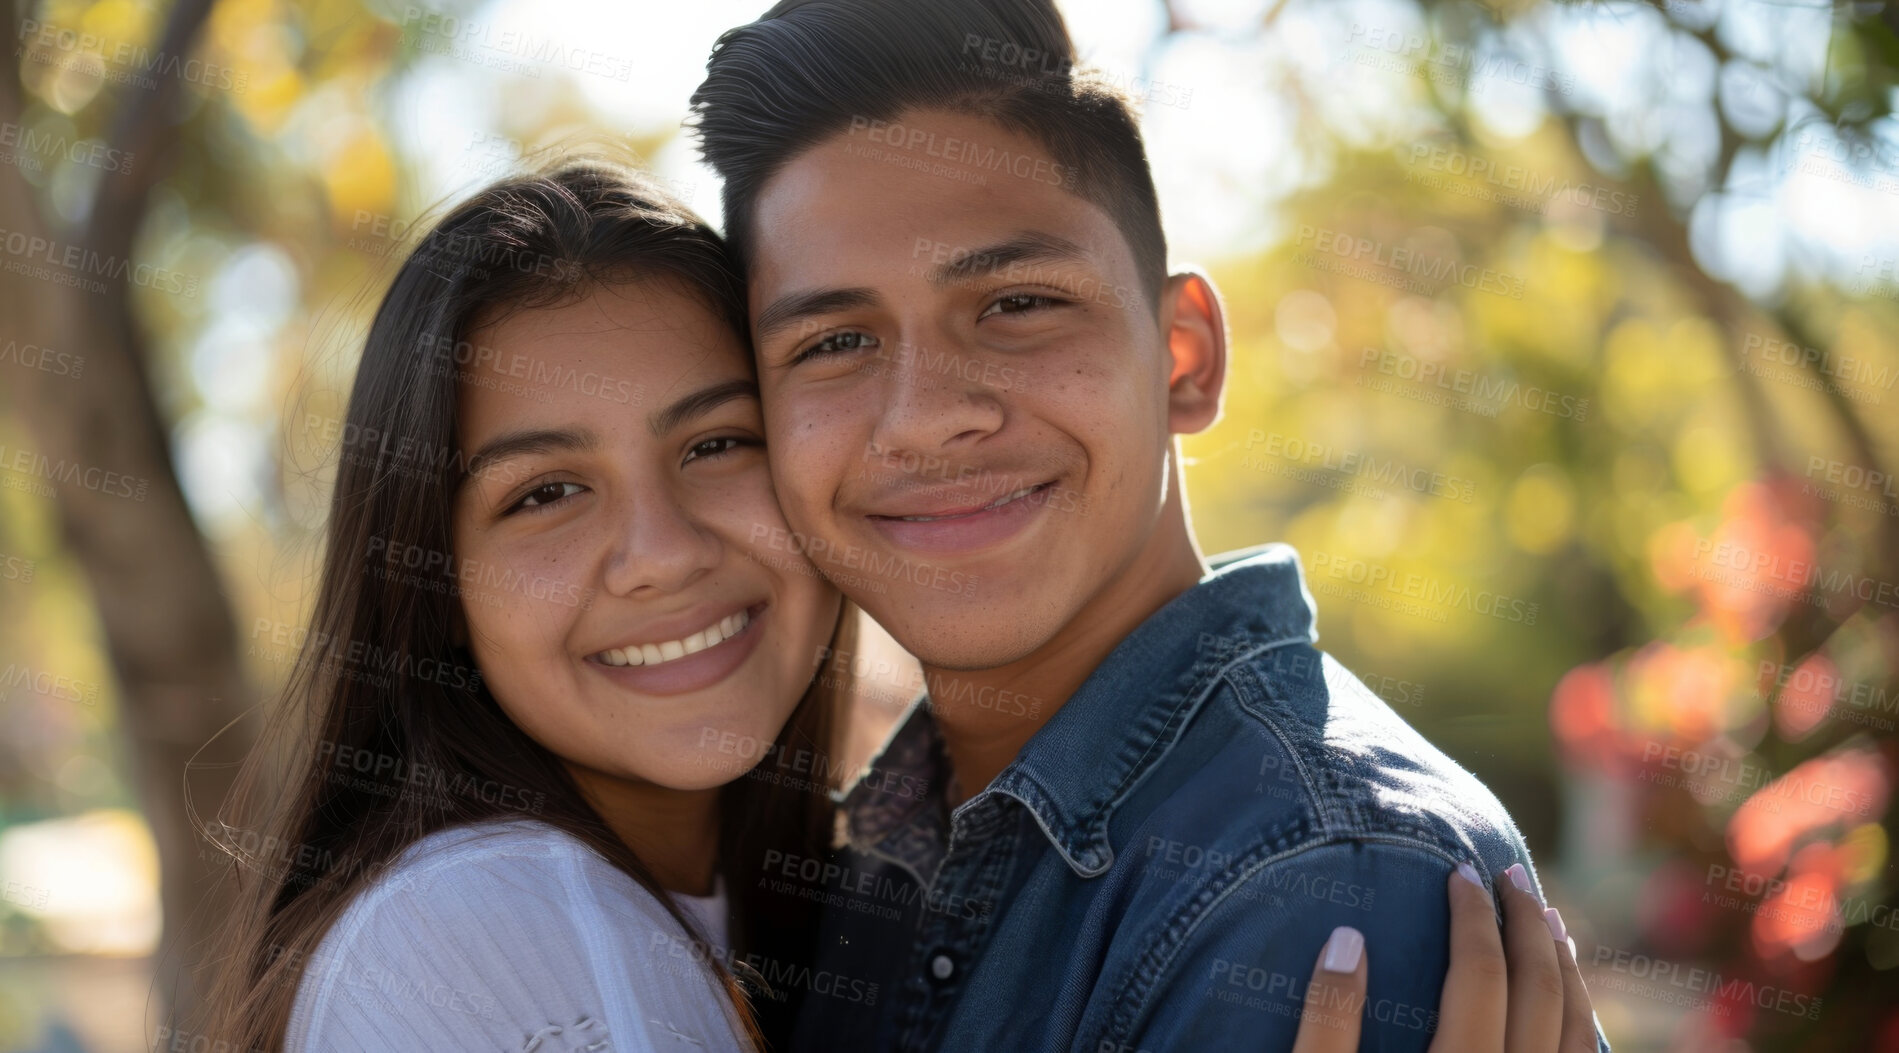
[1162,269,1228,435]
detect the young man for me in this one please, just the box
[693,2,1605,1050]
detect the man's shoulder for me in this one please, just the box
[1139,642,1526,868]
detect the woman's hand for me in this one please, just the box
[1288,863,1599,1053]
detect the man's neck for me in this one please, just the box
[927,483,1206,805]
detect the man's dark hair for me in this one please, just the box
[689,0,1168,311]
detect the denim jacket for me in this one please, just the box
[786,545,1609,1052]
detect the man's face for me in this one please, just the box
[748,108,1175,670]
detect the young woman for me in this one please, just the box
[194,162,1596,1053]
[198,163,849,1052]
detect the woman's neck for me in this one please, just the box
[566,766,722,895]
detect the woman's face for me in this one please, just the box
[450,279,840,792]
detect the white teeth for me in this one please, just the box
[596,609,752,668]
[899,486,1040,522]
[987,486,1034,509]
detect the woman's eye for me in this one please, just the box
[980,293,1061,319]
[683,436,757,464]
[797,329,878,362]
[506,481,584,514]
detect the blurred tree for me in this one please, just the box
[0,0,253,1029]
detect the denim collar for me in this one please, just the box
[841,544,1319,881]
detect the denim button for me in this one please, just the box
[930,953,955,981]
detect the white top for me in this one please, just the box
[286,819,747,1053]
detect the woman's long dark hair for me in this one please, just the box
[194,162,848,1051]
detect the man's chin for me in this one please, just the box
[864,600,1059,674]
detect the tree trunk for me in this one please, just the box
[0,0,253,1029]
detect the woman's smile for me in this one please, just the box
[584,601,770,696]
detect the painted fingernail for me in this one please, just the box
[1455,862,1485,890]
[1544,907,1567,942]
[1505,863,1534,895]
[1567,936,1578,960]
[1322,925,1365,974]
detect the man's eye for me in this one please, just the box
[506,481,584,514]
[979,293,1062,319]
[683,436,755,464]
[796,330,878,362]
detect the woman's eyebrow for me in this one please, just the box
[464,427,599,481]
[649,378,759,436]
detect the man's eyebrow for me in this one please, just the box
[929,231,1091,287]
[463,427,598,483]
[753,288,880,345]
[650,378,759,436]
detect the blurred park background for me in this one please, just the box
[2,0,1897,1049]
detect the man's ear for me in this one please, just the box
[1162,269,1228,435]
